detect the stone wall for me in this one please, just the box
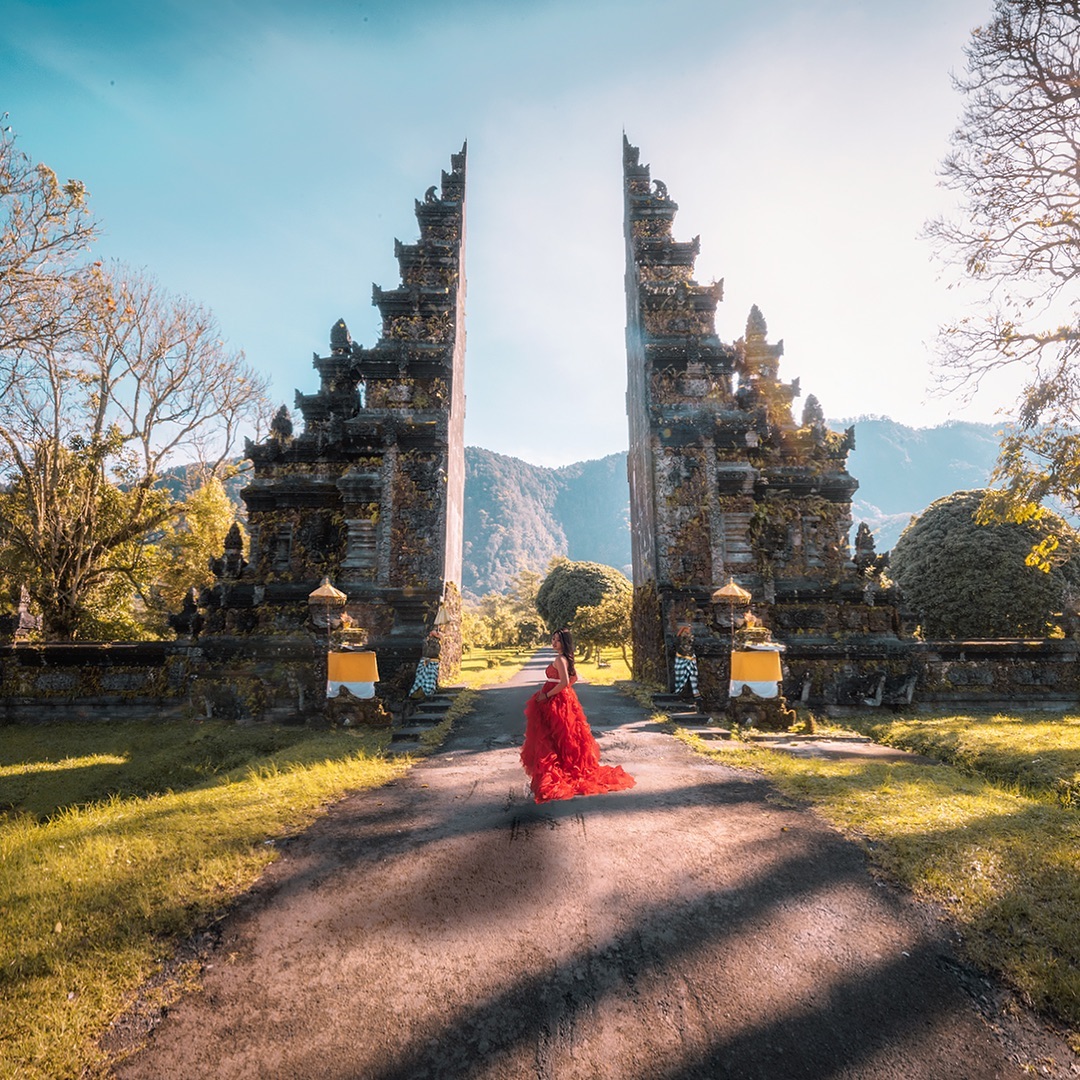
[0,638,321,725]
[4,635,1076,724]
[783,638,1080,715]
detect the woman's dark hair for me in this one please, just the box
[555,627,576,678]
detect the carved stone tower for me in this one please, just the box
[202,144,467,688]
[623,137,881,705]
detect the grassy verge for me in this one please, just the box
[845,711,1080,806]
[672,714,1080,1035]
[0,721,407,1079]
[419,688,479,749]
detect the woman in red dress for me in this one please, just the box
[521,627,636,803]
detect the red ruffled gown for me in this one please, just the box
[521,664,636,803]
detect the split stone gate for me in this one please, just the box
[4,138,1079,722]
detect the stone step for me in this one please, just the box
[679,725,733,741]
[407,700,452,715]
[404,712,445,726]
[390,726,430,742]
[412,689,459,705]
[653,695,703,710]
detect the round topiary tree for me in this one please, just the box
[535,559,632,634]
[889,489,1080,638]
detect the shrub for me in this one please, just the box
[890,489,1080,638]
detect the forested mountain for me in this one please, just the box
[198,422,1003,598]
[462,420,1004,597]
[844,418,1002,553]
[462,448,630,597]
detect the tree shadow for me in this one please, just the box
[110,678,1073,1077]
[274,826,988,1080]
[121,683,1030,1078]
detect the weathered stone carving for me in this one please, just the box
[623,136,899,709]
[167,587,204,639]
[173,145,468,711]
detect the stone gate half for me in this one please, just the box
[196,144,468,690]
[623,136,899,707]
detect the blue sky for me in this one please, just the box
[4,0,999,466]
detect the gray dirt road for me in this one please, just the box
[111,654,1071,1079]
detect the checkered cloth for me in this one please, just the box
[674,654,699,696]
[410,656,439,697]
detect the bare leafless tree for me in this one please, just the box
[0,127,272,637]
[927,1,1080,521]
[0,120,96,358]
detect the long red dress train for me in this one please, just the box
[521,664,636,803]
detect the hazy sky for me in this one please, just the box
[4,0,1001,466]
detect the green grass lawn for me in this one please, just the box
[0,721,407,1079]
[577,653,632,686]
[674,710,1080,1039]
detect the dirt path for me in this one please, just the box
[111,655,1073,1079]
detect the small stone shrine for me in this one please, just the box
[192,144,468,707]
[623,136,899,710]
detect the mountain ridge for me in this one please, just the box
[462,418,1004,597]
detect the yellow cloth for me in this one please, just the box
[328,651,379,699]
[328,651,379,682]
[730,650,782,682]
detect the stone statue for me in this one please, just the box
[270,405,294,442]
[168,587,204,639]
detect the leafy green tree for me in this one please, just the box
[462,569,548,651]
[0,435,168,639]
[927,2,1080,522]
[139,477,244,632]
[889,490,1080,638]
[535,558,632,638]
[574,587,632,665]
[476,592,520,649]
[507,568,546,646]
[460,606,486,651]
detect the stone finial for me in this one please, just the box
[270,405,294,442]
[210,523,248,581]
[746,305,768,340]
[801,394,825,428]
[330,318,352,355]
[854,522,876,571]
[167,586,204,639]
[224,522,243,552]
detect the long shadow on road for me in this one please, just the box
[114,661,1029,1080]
